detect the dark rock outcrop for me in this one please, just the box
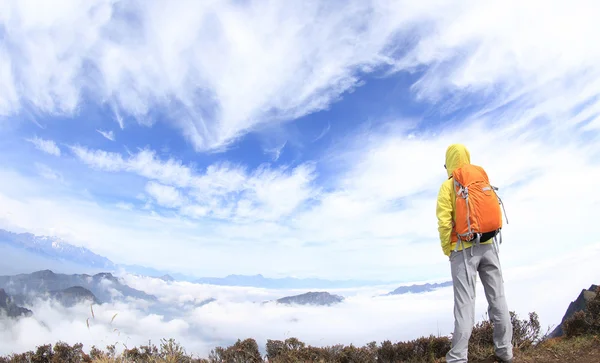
[550,284,599,338]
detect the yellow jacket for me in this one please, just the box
[436,144,493,257]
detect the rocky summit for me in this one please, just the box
[550,284,599,338]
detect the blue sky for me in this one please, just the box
[1,0,599,281]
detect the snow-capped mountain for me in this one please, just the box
[0,229,115,269]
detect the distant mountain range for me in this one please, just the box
[275,291,345,306]
[0,229,115,270]
[118,264,196,282]
[268,281,453,307]
[10,285,101,308]
[0,270,157,304]
[159,274,175,282]
[386,281,453,295]
[0,228,451,290]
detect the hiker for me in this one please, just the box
[436,144,513,363]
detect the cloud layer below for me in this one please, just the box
[1,245,599,357]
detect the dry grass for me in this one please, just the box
[1,308,598,363]
[513,335,600,363]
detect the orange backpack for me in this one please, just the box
[452,164,507,244]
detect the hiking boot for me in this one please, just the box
[493,356,513,363]
[478,355,513,363]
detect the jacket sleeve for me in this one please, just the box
[436,180,454,257]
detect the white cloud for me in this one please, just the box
[69,145,124,171]
[96,129,115,141]
[145,181,184,208]
[25,136,61,156]
[70,146,195,187]
[0,49,19,116]
[35,163,63,182]
[115,202,134,211]
[1,249,599,358]
[394,1,600,105]
[0,0,433,152]
[5,106,596,281]
[2,0,600,153]
[264,141,287,162]
[69,145,317,222]
[0,0,599,284]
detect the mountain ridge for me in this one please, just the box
[386,281,453,295]
[0,229,115,270]
[275,291,345,306]
[0,288,32,318]
[0,269,157,304]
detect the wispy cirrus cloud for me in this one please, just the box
[35,163,63,182]
[25,136,61,156]
[3,1,599,151]
[96,129,115,141]
[0,0,416,151]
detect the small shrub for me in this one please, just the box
[52,342,90,363]
[564,310,590,338]
[208,338,262,363]
[511,311,542,349]
[0,309,578,363]
[159,338,188,362]
[123,340,160,362]
[33,344,54,363]
[265,339,286,360]
[563,286,600,338]
[88,346,104,361]
[468,317,495,360]
[377,340,397,363]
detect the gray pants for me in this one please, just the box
[446,243,513,363]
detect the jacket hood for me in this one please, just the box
[445,144,471,178]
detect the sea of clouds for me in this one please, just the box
[1,243,599,358]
